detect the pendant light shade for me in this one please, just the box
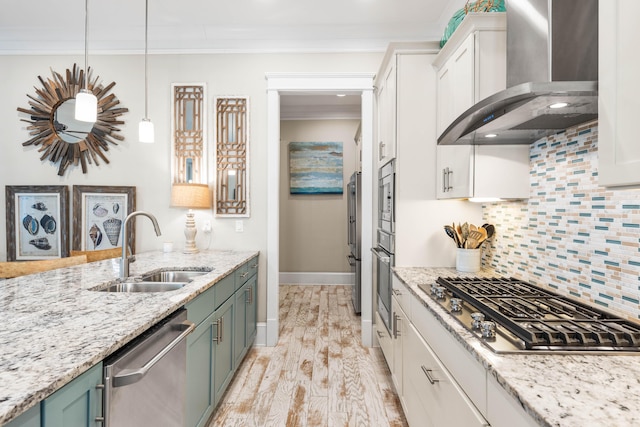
[139,118,154,143]
[75,90,98,122]
[139,0,154,143]
[75,0,97,123]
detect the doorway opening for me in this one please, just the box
[265,73,375,347]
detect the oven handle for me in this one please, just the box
[371,247,390,264]
[112,320,195,387]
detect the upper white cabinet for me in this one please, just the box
[376,56,397,164]
[598,0,640,187]
[437,145,530,200]
[433,13,507,138]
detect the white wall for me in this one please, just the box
[279,119,359,273]
[0,52,383,323]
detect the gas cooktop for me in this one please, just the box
[418,277,640,354]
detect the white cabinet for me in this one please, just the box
[391,295,407,402]
[376,57,397,164]
[404,323,489,427]
[487,376,540,427]
[598,0,640,187]
[436,145,530,200]
[436,34,475,137]
[434,13,507,138]
[432,13,528,201]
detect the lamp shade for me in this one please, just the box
[139,118,154,143]
[171,183,212,209]
[75,89,97,122]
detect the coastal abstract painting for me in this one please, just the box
[289,142,343,194]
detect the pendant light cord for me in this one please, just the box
[84,0,89,91]
[144,0,149,119]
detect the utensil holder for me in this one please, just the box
[456,248,481,273]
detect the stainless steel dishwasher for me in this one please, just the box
[103,308,195,427]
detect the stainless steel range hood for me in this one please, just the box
[438,0,598,146]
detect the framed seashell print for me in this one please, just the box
[72,185,136,253]
[5,185,70,261]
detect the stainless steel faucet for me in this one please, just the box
[120,211,162,279]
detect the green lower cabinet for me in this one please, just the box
[213,296,235,406]
[186,311,216,427]
[6,403,40,427]
[245,274,257,348]
[234,281,248,367]
[42,363,103,427]
[234,272,258,368]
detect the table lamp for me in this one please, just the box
[170,183,212,253]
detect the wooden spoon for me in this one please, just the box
[467,230,484,249]
[481,223,495,239]
[444,225,459,247]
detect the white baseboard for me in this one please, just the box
[255,322,267,346]
[279,272,354,285]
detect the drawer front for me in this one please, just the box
[187,285,216,326]
[214,273,236,309]
[235,256,259,289]
[391,273,411,315]
[234,261,250,290]
[410,293,487,416]
[406,324,488,427]
[375,311,393,368]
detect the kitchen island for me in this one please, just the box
[0,250,258,425]
[394,267,640,427]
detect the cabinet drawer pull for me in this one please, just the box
[421,365,439,384]
[250,263,258,269]
[240,272,249,279]
[95,384,105,423]
[447,168,453,191]
[213,317,223,343]
[393,313,400,339]
[442,167,448,192]
[376,330,385,339]
[246,287,253,304]
[392,289,401,296]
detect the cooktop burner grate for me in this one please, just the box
[421,277,640,353]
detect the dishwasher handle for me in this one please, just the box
[112,319,195,387]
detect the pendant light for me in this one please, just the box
[139,0,154,143]
[75,0,98,123]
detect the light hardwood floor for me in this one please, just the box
[208,284,408,427]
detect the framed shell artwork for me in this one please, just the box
[72,185,136,253]
[5,185,70,261]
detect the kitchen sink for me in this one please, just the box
[92,268,212,293]
[98,282,187,293]
[141,270,210,283]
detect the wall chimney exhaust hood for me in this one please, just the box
[438,0,598,146]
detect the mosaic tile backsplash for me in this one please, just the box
[482,121,640,320]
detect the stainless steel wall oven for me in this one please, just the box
[374,160,395,333]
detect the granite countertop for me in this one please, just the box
[0,249,258,425]
[394,267,640,427]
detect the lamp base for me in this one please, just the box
[183,210,199,254]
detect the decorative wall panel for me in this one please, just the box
[215,96,249,216]
[172,84,206,184]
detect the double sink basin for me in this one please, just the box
[94,269,212,293]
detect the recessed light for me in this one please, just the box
[336,94,346,97]
[549,102,569,109]
[484,133,498,138]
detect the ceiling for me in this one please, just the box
[1,0,467,119]
[0,0,465,54]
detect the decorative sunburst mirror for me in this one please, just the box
[17,64,128,176]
